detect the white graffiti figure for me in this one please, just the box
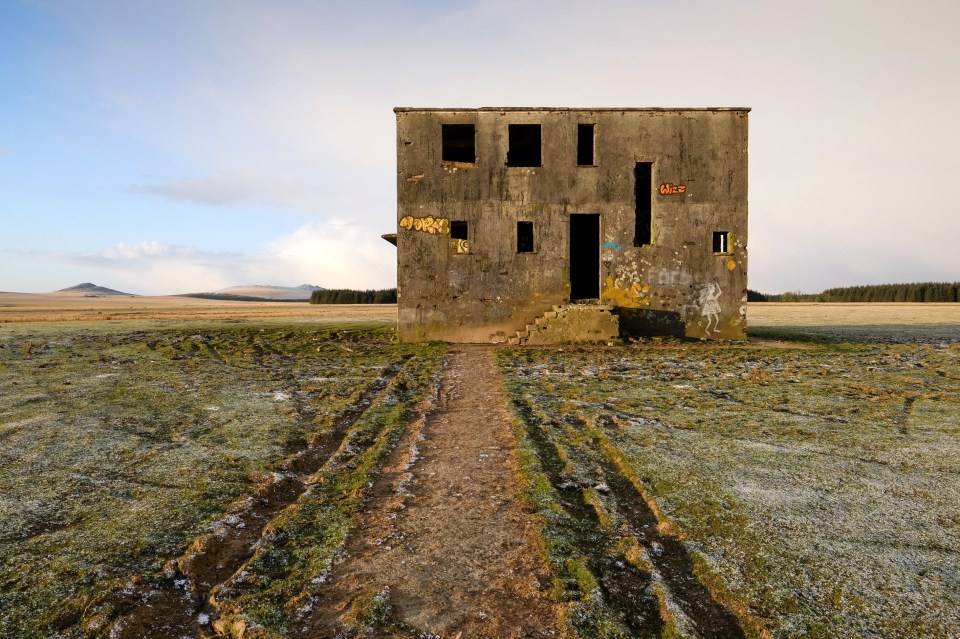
[698,282,722,334]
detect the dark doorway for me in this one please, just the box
[569,214,600,300]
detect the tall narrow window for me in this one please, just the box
[577,124,595,166]
[507,124,541,167]
[634,162,653,246]
[442,124,475,163]
[449,220,470,254]
[517,221,534,253]
[713,231,729,254]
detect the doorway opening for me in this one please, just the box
[569,214,600,300]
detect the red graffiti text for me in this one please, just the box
[659,183,686,195]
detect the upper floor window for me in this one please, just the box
[577,124,595,166]
[442,124,475,163]
[507,124,541,167]
[634,162,653,246]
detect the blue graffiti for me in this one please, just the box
[602,240,622,251]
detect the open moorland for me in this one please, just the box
[0,297,958,639]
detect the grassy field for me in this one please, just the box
[0,318,442,637]
[1,298,958,638]
[498,332,960,638]
[0,292,396,324]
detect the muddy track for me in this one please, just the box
[514,397,747,638]
[96,357,411,639]
[512,397,664,637]
[583,415,746,639]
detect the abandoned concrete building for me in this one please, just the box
[387,107,749,343]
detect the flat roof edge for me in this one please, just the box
[394,107,751,113]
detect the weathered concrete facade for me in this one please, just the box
[393,107,749,343]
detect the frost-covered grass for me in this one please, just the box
[210,347,443,638]
[499,339,960,638]
[0,321,439,639]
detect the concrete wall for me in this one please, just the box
[394,108,749,342]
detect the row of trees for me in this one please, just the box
[749,282,960,303]
[309,288,398,304]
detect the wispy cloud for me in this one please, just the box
[129,173,326,212]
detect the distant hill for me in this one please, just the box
[184,284,324,302]
[52,283,135,297]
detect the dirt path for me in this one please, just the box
[307,346,560,638]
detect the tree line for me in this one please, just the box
[309,288,398,304]
[749,282,960,303]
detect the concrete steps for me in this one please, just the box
[507,304,619,346]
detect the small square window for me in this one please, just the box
[450,221,468,240]
[507,124,541,167]
[517,221,534,253]
[442,124,475,163]
[713,231,729,254]
[577,124,595,166]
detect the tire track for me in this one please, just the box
[513,395,748,638]
[512,396,665,638]
[582,413,747,639]
[92,357,412,639]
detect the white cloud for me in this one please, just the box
[9,223,396,295]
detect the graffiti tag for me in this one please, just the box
[648,268,692,286]
[450,238,470,254]
[659,183,686,195]
[399,215,450,235]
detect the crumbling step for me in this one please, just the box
[512,304,619,346]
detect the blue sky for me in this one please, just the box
[1,0,958,295]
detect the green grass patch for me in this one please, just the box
[0,321,441,638]
[209,347,443,637]
[497,340,960,638]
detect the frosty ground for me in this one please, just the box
[0,301,957,638]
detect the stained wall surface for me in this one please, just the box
[394,108,749,342]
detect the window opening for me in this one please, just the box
[713,231,729,254]
[449,221,470,254]
[517,221,534,253]
[441,124,475,163]
[507,124,541,167]
[450,221,468,240]
[634,162,653,246]
[577,123,595,166]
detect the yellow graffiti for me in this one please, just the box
[726,259,737,271]
[450,238,470,254]
[601,275,651,308]
[399,215,450,235]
